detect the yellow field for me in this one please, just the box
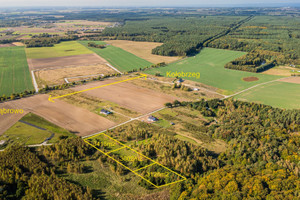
[106,40,181,64]
[262,66,298,76]
[34,64,116,86]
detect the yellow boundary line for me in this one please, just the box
[84,133,187,188]
[106,146,127,154]
[134,163,156,172]
[84,140,159,188]
[49,74,147,102]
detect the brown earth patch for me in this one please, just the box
[35,64,116,86]
[106,40,181,64]
[279,77,300,84]
[28,53,106,70]
[0,44,15,48]
[243,77,259,82]
[0,94,116,136]
[72,78,181,114]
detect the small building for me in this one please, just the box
[193,88,200,91]
[100,109,112,115]
[148,116,158,122]
[177,78,184,83]
[170,122,175,125]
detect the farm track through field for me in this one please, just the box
[223,76,293,99]
[147,78,224,97]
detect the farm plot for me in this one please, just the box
[0,94,116,136]
[235,81,300,109]
[27,53,106,70]
[106,40,181,64]
[72,78,180,114]
[34,64,115,86]
[25,41,94,59]
[146,48,279,94]
[84,132,186,188]
[79,41,153,72]
[0,46,33,96]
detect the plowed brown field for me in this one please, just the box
[0,95,115,136]
[72,79,180,114]
[28,53,106,70]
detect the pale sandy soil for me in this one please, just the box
[106,40,181,64]
[35,64,115,86]
[279,76,300,84]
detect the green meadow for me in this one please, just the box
[146,48,280,94]
[235,81,300,109]
[0,46,33,96]
[79,41,153,72]
[0,113,75,148]
[25,41,94,59]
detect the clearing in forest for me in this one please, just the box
[84,132,186,188]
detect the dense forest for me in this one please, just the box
[0,141,93,199]
[101,16,246,56]
[208,16,300,65]
[1,99,299,199]
[101,15,300,66]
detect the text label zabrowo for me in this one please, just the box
[166,71,200,79]
[0,108,24,115]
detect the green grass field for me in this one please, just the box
[21,113,74,143]
[146,48,280,94]
[0,46,33,96]
[0,122,52,146]
[79,41,153,72]
[0,113,74,148]
[235,81,300,109]
[25,41,94,59]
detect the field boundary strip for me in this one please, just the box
[84,132,187,188]
[48,74,147,102]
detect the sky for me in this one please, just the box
[1,0,300,7]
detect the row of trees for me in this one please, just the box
[224,50,276,72]
[23,35,78,48]
[87,42,106,49]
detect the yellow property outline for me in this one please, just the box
[84,132,187,188]
[49,74,147,102]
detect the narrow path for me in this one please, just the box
[19,120,55,144]
[204,15,254,46]
[82,107,166,139]
[147,78,225,97]
[64,73,104,83]
[222,76,292,100]
[106,63,123,74]
[19,120,46,130]
[31,70,39,93]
